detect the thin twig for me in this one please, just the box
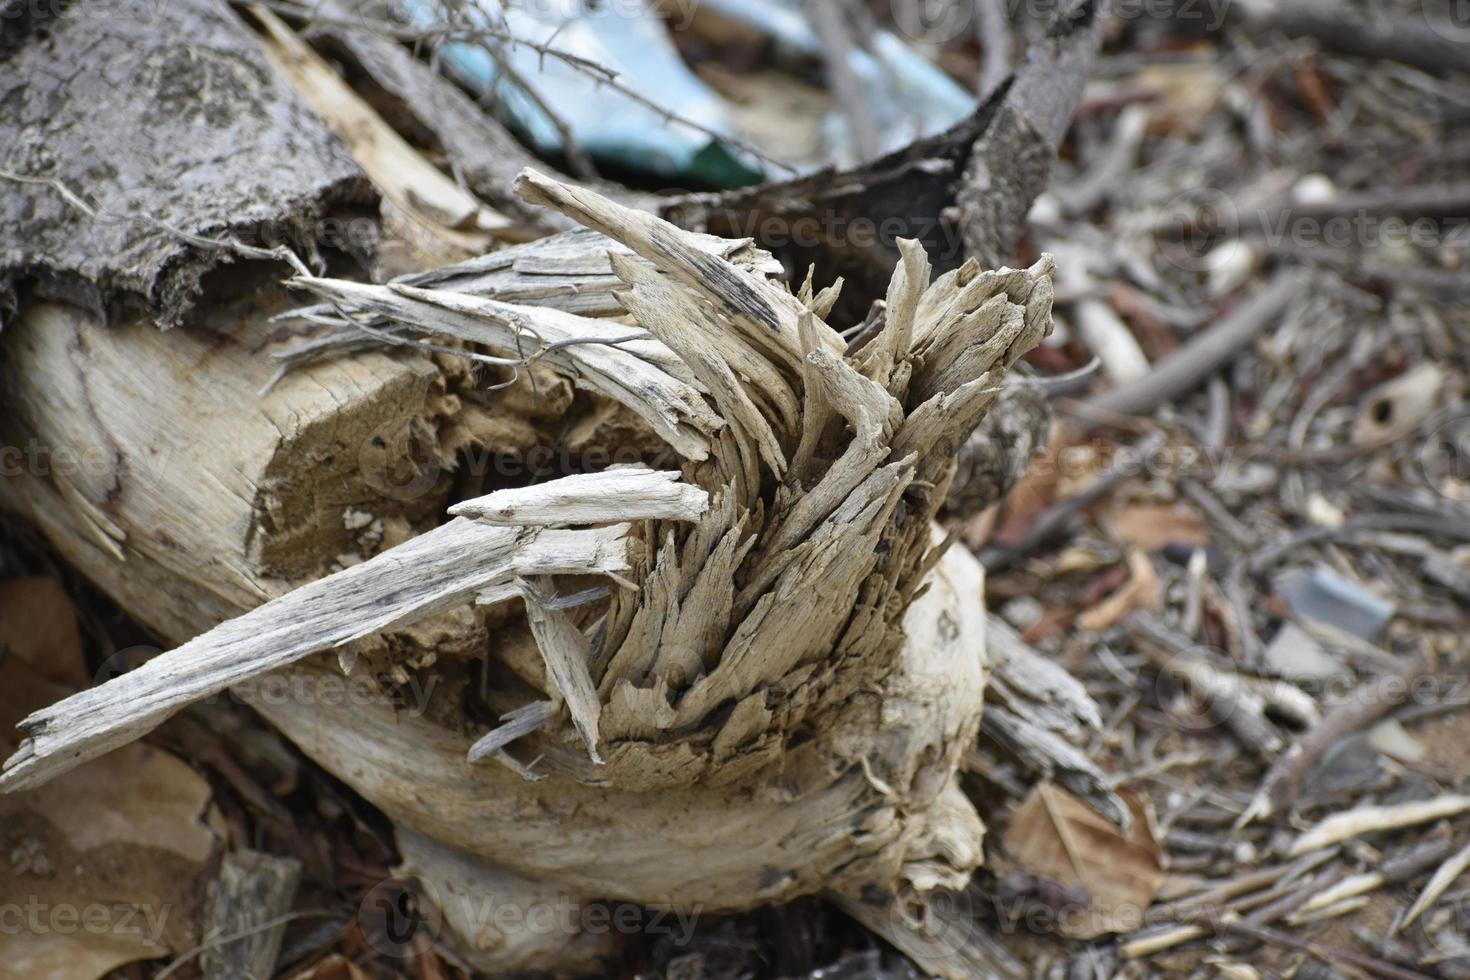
[1084,269,1308,419]
[1191,913,1438,980]
[431,0,599,180]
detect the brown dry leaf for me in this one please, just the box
[0,576,87,686]
[1002,782,1165,938]
[1104,502,1209,552]
[1077,549,1160,632]
[0,654,218,979]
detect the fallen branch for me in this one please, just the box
[1083,269,1308,418]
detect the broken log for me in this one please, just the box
[2,171,1057,978]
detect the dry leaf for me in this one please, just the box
[1105,503,1209,552]
[1077,550,1160,632]
[0,577,87,686]
[0,655,218,979]
[1002,782,1164,938]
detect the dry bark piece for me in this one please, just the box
[299,0,581,231]
[0,0,374,325]
[250,4,515,248]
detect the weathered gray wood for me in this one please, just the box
[288,275,722,461]
[985,615,1102,736]
[201,850,302,980]
[979,706,1127,828]
[2,170,1058,980]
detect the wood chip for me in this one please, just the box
[1397,840,1470,933]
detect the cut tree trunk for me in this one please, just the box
[1,172,1057,977]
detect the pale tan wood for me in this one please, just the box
[0,298,451,642]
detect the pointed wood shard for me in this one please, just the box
[451,466,708,527]
[0,517,631,793]
[517,577,604,764]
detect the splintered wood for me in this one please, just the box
[1,168,1055,976]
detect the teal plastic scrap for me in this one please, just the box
[399,0,765,189]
